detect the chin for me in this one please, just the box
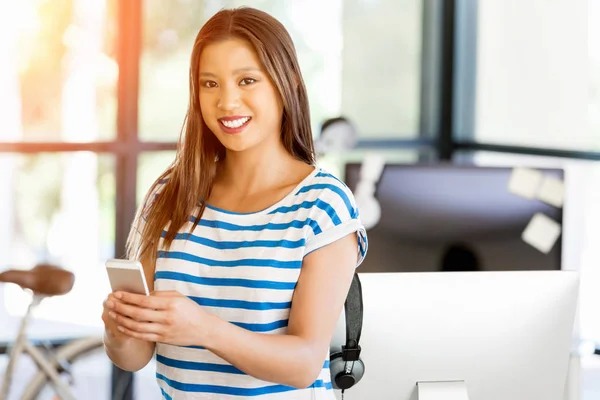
[219,138,253,153]
[223,144,250,153]
[219,135,267,154]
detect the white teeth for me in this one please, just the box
[221,117,250,129]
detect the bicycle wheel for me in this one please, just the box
[19,336,106,400]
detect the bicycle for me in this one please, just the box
[0,264,106,400]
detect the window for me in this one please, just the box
[590,0,600,142]
[1,153,115,327]
[466,0,594,151]
[0,0,119,327]
[2,0,118,142]
[137,151,177,205]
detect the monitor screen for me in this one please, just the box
[344,163,564,272]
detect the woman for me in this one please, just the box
[102,7,368,399]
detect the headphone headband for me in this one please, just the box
[343,272,363,361]
[330,272,365,391]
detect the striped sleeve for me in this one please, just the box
[303,173,368,267]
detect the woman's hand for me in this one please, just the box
[101,293,132,346]
[104,290,213,346]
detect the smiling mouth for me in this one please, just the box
[219,117,252,129]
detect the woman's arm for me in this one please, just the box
[202,233,358,388]
[103,330,155,372]
[106,233,358,386]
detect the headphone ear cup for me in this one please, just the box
[329,351,345,390]
[329,351,365,391]
[350,358,365,386]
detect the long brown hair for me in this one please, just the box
[127,7,315,265]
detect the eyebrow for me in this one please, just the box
[199,67,262,78]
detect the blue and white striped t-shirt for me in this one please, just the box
[143,166,368,399]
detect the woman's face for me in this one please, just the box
[198,38,284,154]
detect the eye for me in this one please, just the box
[201,80,217,88]
[239,78,257,86]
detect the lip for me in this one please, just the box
[218,116,252,135]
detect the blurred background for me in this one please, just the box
[0,0,597,399]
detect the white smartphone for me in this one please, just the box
[105,259,150,296]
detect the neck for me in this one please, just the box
[218,141,302,196]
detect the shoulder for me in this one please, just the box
[295,167,358,220]
[298,168,368,264]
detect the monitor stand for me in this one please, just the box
[417,381,470,400]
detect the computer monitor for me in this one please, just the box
[331,271,579,400]
[344,163,564,272]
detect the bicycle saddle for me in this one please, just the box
[0,264,75,296]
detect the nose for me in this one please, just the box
[217,85,241,111]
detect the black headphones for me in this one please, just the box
[330,272,365,391]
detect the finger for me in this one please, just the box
[107,292,118,300]
[115,291,166,308]
[103,293,121,310]
[116,325,162,342]
[109,301,167,323]
[115,291,168,309]
[112,312,163,334]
